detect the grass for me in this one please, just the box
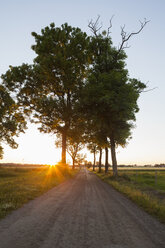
[94,169,165,223]
[0,165,78,219]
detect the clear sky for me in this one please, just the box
[0,0,165,165]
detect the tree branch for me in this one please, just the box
[142,87,157,93]
[118,18,150,54]
[88,15,114,37]
[88,15,102,36]
[107,15,114,37]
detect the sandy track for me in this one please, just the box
[0,168,165,248]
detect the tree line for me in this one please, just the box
[0,17,148,176]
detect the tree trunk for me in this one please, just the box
[72,158,75,170]
[93,148,96,171]
[98,148,102,173]
[105,147,108,173]
[61,130,67,164]
[110,135,118,177]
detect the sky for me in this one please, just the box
[0,0,165,165]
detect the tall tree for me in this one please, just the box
[98,147,102,173]
[80,18,147,176]
[1,23,90,164]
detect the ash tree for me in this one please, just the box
[1,23,90,164]
[0,84,26,158]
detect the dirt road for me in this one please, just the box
[0,168,165,248]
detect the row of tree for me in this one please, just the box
[0,18,148,176]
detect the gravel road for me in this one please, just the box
[0,168,165,248]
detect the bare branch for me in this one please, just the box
[107,15,114,37]
[88,15,102,36]
[142,87,157,93]
[118,42,131,50]
[118,18,150,54]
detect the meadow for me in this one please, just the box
[95,168,165,223]
[0,165,77,219]
[115,168,165,193]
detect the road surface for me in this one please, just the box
[0,168,165,248]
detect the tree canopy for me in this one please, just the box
[79,27,146,175]
[1,19,147,174]
[2,23,90,164]
[0,85,26,158]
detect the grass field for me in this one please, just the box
[116,169,165,192]
[95,168,165,223]
[0,165,78,219]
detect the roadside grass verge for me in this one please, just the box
[95,170,165,223]
[0,165,78,219]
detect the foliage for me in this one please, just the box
[1,23,90,163]
[1,20,147,170]
[80,30,146,175]
[0,85,26,158]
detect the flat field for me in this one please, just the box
[116,168,165,193]
[0,165,77,219]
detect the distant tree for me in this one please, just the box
[0,85,26,158]
[66,127,85,169]
[87,142,99,171]
[55,128,85,169]
[1,23,90,164]
[76,153,87,166]
[90,128,108,173]
[67,141,84,169]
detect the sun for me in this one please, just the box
[3,124,62,164]
[49,164,56,167]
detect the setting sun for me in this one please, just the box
[1,124,62,165]
[49,164,56,167]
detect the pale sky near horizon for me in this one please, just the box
[0,0,165,165]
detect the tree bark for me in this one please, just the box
[98,147,102,173]
[72,158,75,170]
[110,135,118,177]
[93,148,96,171]
[105,147,108,173]
[61,130,67,164]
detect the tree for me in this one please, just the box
[55,124,85,169]
[75,153,87,167]
[100,74,146,176]
[88,127,108,173]
[67,140,84,169]
[1,23,90,164]
[0,84,26,158]
[98,147,103,173]
[81,17,147,176]
[87,142,99,171]
[82,58,146,176]
[66,124,85,169]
